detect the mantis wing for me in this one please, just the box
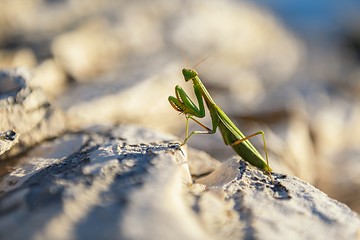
[214,105,263,159]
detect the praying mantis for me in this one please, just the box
[168,68,273,178]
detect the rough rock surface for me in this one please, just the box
[0,69,66,159]
[0,125,359,240]
[1,0,360,213]
[0,130,17,156]
[1,0,360,237]
[197,157,360,239]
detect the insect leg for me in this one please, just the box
[181,116,216,145]
[230,131,273,181]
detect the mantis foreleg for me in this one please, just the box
[182,115,216,145]
[169,83,218,145]
[168,85,205,118]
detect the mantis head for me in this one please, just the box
[182,68,198,82]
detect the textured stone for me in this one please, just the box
[51,19,124,81]
[187,147,222,177]
[0,126,359,240]
[197,157,360,240]
[0,0,360,237]
[0,68,66,159]
[57,64,192,133]
[0,130,17,156]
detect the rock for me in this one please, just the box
[0,48,37,69]
[0,0,116,45]
[197,157,360,240]
[51,19,125,81]
[0,0,360,235]
[307,95,360,212]
[0,125,359,240]
[30,59,68,98]
[0,0,307,179]
[187,147,222,178]
[57,63,192,133]
[0,126,198,240]
[317,148,360,214]
[0,68,66,159]
[0,130,18,156]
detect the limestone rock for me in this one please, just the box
[0,68,66,159]
[51,19,125,81]
[30,59,68,98]
[57,64,192,134]
[0,0,360,237]
[187,147,222,178]
[197,157,360,239]
[0,130,17,156]
[0,48,37,69]
[0,126,201,240]
[0,126,359,240]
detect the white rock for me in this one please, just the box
[58,64,192,134]
[0,68,66,159]
[198,157,360,240]
[0,126,359,240]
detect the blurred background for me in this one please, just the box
[0,0,359,212]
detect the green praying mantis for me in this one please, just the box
[168,68,273,179]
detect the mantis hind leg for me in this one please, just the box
[181,116,216,145]
[230,131,273,181]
